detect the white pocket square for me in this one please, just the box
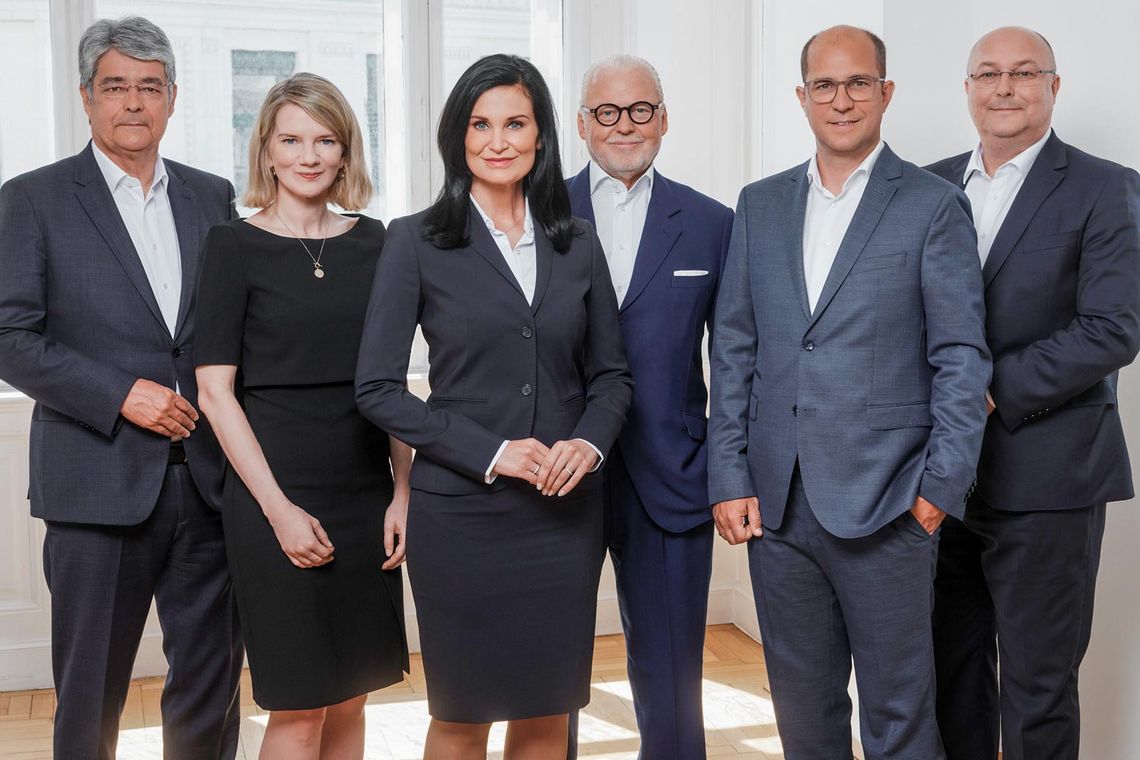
[673,269,709,276]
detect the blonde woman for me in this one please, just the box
[195,73,409,758]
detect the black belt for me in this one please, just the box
[169,440,188,465]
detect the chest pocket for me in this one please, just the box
[851,250,906,274]
[1019,230,1080,254]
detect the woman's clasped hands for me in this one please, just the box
[492,438,599,496]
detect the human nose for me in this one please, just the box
[122,85,144,110]
[831,83,855,110]
[994,71,1015,96]
[614,110,637,132]
[488,128,510,151]
[299,142,320,164]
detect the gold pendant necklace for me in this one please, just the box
[275,209,328,279]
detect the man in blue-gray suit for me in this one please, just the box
[708,26,990,759]
[0,17,241,759]
[566,55,733,759]
[927,27,1140,760]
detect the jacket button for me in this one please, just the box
[521,326,533,338]
[171,346,183,358]
[802,340,814,351]
[521,384,533,396]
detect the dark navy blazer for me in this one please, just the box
[0,143,233,524]
[927,131,1140,510]
[568,167,733,532]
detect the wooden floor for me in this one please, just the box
[0,624,864,759]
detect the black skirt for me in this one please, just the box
[406,478,606,722]
[223,382,409,711]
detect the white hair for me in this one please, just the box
[580,54,664,105]
[79,16,175,91]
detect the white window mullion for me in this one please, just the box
[49,0,96,160]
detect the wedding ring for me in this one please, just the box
[565,467,575,475]
[532,465,540,474]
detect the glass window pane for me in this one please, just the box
[441,0,532,96]
[96,0,396,220]
[0,0,54,184]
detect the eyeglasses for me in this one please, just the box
[967,69,1056,89]
[96,81,172,101]
[802,76,885,104]
[580,101,663,127]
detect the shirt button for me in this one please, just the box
[521,326,533,338]
[802,340,815,352]
[521,383,533,397]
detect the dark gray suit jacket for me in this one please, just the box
[355,206,633,495]
[708,145,992,538]
[927,132,1140,510]
[0,143,233,524]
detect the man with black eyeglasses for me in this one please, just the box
[565,54,733,760]
[709,25,990,759]
[926,26,1140,760]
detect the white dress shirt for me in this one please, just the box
[92,143,182,336]
[589,161,654,306]
[469,195,603,483]
[470,194,537,303]
[962,129,1051,266]
[802,141,886,313]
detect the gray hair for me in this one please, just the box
[79,16,176,91]
[580,54,664,105]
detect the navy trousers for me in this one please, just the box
[43,459,243,760]
[568,448,714,760]
[748,469,945,760]
[933,498,1106,760]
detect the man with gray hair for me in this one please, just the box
[567,54,733,759]
[0,16,241,758]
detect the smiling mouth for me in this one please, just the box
[484,157,516,166]
[296,172,323,180]
[830,119,861,127]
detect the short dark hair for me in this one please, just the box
[800,27,887,80]
[424,54,574,252]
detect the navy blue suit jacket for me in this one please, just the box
[0,143,233,524]
[568,167,734,532]
[927,132,1140,510]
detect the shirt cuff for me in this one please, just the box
[485,440,510,484]
[576,439,604,472]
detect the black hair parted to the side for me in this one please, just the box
[423,54,574,252]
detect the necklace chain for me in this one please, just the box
[275,209,328,279]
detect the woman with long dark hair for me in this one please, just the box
[356,54,632,758]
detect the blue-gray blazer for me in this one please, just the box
[0,143,233,524]
[708,145,992,538]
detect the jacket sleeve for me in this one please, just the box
[918,188,992,517]
[991,166,1140,429]
[568,225,633,455]
[707,188,759,505]
[0,177,137,436]
[354,217,506,481]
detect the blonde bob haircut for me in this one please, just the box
[244,72,372,210]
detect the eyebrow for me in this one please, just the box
[973,58,1039,69]
[470,113,532,121]
[97,75,167,84]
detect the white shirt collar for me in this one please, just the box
[805,140,885,198]
[962,129,1051,184]
[470,194,535,241]
[91,141,168,195]
[589,161,655,197]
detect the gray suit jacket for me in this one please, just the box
[0,143,233,525]
[708,145,992,538]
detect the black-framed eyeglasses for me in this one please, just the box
[802,76,885,104]
[967,69,1056,88]
[96,81,172,101]
[580,101,663,126]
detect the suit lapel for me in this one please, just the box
[165,163,200,339]
[529,223,553,314]
[784,168,812,320]
[465,201,528,301]
[621,174,681,312]
[567,166,596,227]
[981,132,1067,288]
[808,145,900,328]
[73,145,167,330]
